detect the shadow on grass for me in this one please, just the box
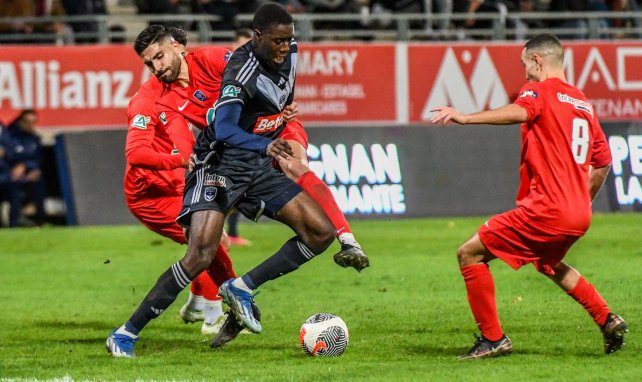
[33,319,113,330]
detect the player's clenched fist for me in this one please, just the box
[266,138,294,159]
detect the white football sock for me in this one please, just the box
[203,299,224,325]
[338,233,361,249]
[231,277,253,293]
[115,325,138,339]
[186,292,205,311]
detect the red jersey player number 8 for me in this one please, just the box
[571,118,589,164]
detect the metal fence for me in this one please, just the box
[0,11,641,44]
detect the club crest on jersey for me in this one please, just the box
[519,89,538,98]
[224,50,232,62]
[203,173,226,187]
[254,112,284,133]
[193,90,206,102]
[159,112,167,125]
[222,85,241,98]
[131,114,150,129]
[204,187,217,202]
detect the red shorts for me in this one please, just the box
[278,119,308,149]
[127,194,187,245]
[478,208,581,275]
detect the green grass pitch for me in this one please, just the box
[0,214,640,381]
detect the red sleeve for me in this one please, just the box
[590,117,612,168]
[125,97,183,170]
[513,83,543,122]
[159,108,195,163]
[206,47,231,81]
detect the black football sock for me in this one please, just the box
[243,237,319,289]
[125,262,192,335]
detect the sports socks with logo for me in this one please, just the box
[122,261,193,336]
[241,237,320,290]
[460,263,504,342]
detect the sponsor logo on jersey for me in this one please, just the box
[204,187,217,202]
[193,90,206,102]
[254,112,284,133]
[159,112,167,125]
[519,89,538,98]
[203,173,226,187]
[557,93,594,115]
[222,84,241,98]
[131,114,150,129]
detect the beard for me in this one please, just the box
[157,55,181,83]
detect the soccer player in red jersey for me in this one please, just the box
[110,28,239,356]
[431,34,627,359]
[154,28,369,273]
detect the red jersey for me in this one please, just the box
[512,78,611,235]
[156,46,232,162]
[124,76,189,199]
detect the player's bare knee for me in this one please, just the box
[282,159,309,180]
[457,245,474,267]
[301,221,334,253]
[184,242,216,274]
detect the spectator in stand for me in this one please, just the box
[5,110,46,227]
[301,0,365,32]
[136,0,183,27]
[370,0,453,35]
[0,0,72,44]
[61,0,109,43]
[0,121,13,228]
[546,0,592,39]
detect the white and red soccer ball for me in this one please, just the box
[299,313,349,356]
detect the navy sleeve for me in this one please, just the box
[214,103,272,155]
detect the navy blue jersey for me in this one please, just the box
[194,40,297,158]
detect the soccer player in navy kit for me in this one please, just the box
[184,2,337,337]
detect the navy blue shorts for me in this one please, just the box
[177,150,302,228]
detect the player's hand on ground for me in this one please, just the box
[283,101,299,122]
[266,138,294,159]
[430,107,467,126]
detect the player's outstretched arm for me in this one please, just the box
[431,104,528,126]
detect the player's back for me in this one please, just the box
[515,78,609,234]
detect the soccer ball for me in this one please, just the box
[299,313,349,356]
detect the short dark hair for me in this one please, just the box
[252,3,293,33]
[524,33,563,63]
[524,33,561,52]
[133,25,187,55]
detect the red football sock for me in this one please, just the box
[190,272,220,300]
[206,243,237,286]
[296,171,351,237]
[195,272,220,301]
[190,273,202,296]
[461,264,504,342]
[567,276,610,327]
